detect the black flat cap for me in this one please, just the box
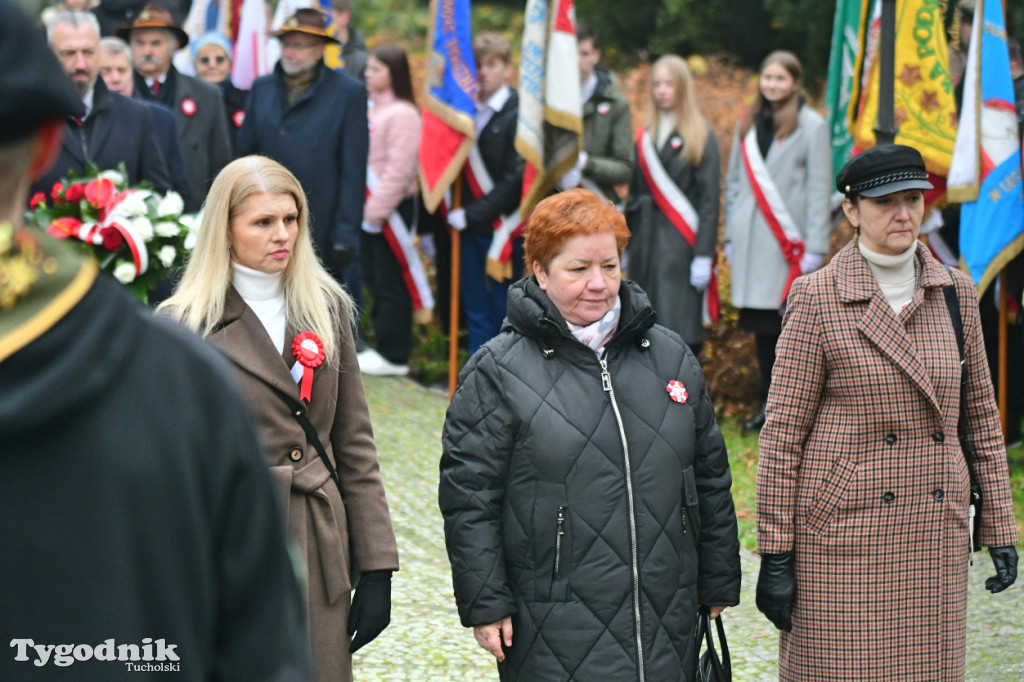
[835,144,934,198]
[0,0,84,144]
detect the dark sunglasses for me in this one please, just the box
[198,55,228,66]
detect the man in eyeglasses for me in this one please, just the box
[236,8,369,308]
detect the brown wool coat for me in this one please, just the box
[210,287,399,682]
[757,240,1018,680]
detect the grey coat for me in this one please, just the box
[625,123,721,346]
[724,106,832,310]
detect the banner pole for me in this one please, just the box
[448,180,462,399]
[873,0,899,145]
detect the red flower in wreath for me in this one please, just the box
[29,192,46,209]
[51,181,65,202]
[47,216,83,239]
[64,183,86,203]
[85,178,116,209]
[99,226,124,251]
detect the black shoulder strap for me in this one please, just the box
[941,265,975,467]
[274,388,341,489]
[941,265,965,367]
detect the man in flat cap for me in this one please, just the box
[120,3,231,211]
[0,1,310,678]
[236,8,369,309]
[29,10,171,200]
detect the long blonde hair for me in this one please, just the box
[158,156,352,362]
[645,55,708,167]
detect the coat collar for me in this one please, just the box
[832,238,955,416]
[211,285,301,401]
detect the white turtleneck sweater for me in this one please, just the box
[231,262,287,352]
[858,239,918,314]
[656,111,677,149]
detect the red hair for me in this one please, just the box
[524,189,630,271]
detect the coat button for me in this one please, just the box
[883,491,896,503]
[289,447,302,461]
[933,489,944,501]
[932,432,945,443]
[884,433,898,445]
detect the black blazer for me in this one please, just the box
[461,88,524,235]
[31,78,171,198]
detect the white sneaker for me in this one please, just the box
[357,348,409,377]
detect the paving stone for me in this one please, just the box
[354,375,1024,680]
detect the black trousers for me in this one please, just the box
[360,200,417,365]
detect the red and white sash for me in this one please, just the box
[464,145,525,281]
[366,167,434,311]
[636,127,719,324]
[739,127,805,303]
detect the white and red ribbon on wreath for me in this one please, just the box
[291,332,325,401]
[46,188,150,277]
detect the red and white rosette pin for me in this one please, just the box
[292,332,325,401]
[181,98,197,117]
[666,379,688,404]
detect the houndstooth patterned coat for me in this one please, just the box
[757,239,1018,680]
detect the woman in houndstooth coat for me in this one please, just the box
[755,144,1018,680]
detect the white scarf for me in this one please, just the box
[567,296,622,358]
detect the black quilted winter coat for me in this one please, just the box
[439,277,741,681]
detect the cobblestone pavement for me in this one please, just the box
[355,375,1023,681]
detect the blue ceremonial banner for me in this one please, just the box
[949,0,1024,294]
[419,0,477,213]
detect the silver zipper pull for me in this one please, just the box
[555,506,566,574]
[600,359,611,392]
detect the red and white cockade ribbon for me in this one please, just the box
[740,127,805,304]
[464,145,525,280]
[291,332,325,401]
[365,167,434,310]
[636,127,719,324]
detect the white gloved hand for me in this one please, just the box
[690,255,713,291]
[417,234,436,263]
[557,166,583,190]
[723,242,732,263]
[447,208,467,231]
[800,252,824,274]
[361,220,382,234]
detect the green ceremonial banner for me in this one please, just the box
[826,0,866,180]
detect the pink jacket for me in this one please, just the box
[365,91,421,225]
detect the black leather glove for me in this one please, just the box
[756,551,796,632]
[329,242,355,273]
[348,570,392,653]
[986,546,1018,594]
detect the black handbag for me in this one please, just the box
[693,607,730,682]
[941,272,983,554]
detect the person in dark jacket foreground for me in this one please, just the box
[0,3,309,679]
[439,189,741,680]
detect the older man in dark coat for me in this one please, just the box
[0,2,310,679]
[31,10,171,198]
[121,4,231,211]
[236,8,369,308]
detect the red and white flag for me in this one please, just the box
[231,0,269,89]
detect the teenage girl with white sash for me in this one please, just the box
[625,54,720,357]
[723,50,832,432]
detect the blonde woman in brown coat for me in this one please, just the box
[160,155,399,682]
[755,145,1018,679]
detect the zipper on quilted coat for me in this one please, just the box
[555,505,567,574]
[600,357,646,682]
